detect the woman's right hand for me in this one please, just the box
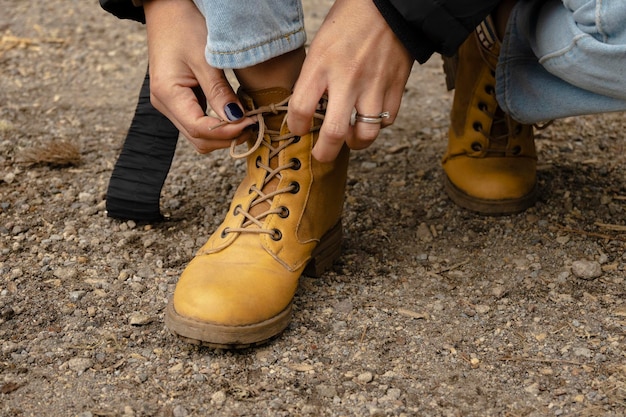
[143,0,256,153]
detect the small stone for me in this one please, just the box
[571,260,602,280]
[68,357,93,374]
[573,347,593,358]
[129,313,153,326]
[357,372,374,384]
[556,236,570,244]
[172,405,188,417]
[69,291,87,302]
[211,390,226,405]
[416,223,433,242]
[4,172,16,184]
[491,285,506,298]
[55,267,78,280]
[524,382,539,395]
[386,388,401,400]
[78,192,94,203]
[475,305,491,314]
[2,341,19,354]
[316,384,338,398]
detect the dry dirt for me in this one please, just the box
[1,1,625,416]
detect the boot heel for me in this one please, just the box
[304,221,342,277]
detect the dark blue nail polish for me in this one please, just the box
[225,103,244,121]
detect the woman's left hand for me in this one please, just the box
[287,0,414,162]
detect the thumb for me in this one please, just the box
[196,68,248,123]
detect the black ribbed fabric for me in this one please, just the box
[106,68,179,222]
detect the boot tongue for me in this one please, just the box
[240,87,291,131]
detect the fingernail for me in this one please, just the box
[224,103,244,121]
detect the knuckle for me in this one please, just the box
[322,121,348,144]
[207,79,232,100]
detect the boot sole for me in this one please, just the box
[444,176,538,216]
[164,222,343,349]
[164,301,292,350]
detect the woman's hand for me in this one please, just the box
[288,0,414,162]
[143,0,256,153]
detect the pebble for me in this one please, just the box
[172,405,189,417]
[316,384,338,398]
[4,172,16,184]
[129,313,153,326]
[573,347,594,358]
[211,390,227,405]
[357,372,374,384]
[54,267,78,280]
[571,260,602,280]
[556,236,570,244]
[475,305,491,314]
[68,357,93,374]
[69,291,87,302]
[416,222,433,242]
[78,192,94,203]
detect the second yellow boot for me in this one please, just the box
[442,17,537,215]
[165,88,349,348]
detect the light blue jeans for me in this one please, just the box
[192,0,306,69]
[497,0,626,123]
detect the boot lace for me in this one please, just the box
[214,96,325,241]
[473,27,552,157]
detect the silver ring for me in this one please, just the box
[353,111,391,124]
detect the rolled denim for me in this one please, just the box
[192,0,306,69]
[496,0,626,123]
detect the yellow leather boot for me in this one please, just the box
[165,88,349,348]
[442,17,537,215]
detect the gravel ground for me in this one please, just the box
[1,1,625,416]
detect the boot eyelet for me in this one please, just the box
[220,228,230,238]
[484,85,495,95]
[478,102,488,112]
[471,142,483,152]
[255,156,262,168]
[278,206,289,218]
[271,229,282,241]
[233,204,242,215]
[292,136,301,144]
[289,181,300,194]
[512,145,522,155]
[472,122,483,132]
[513,125,523,135]
[490,69,496,77]
[290,158,301,170]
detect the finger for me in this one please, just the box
[196,68,249,124]
[311,89,355,162]
[351,91,385,150]
[188,122,256,154]
[288,70,327,136]
[150,88,254,146]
